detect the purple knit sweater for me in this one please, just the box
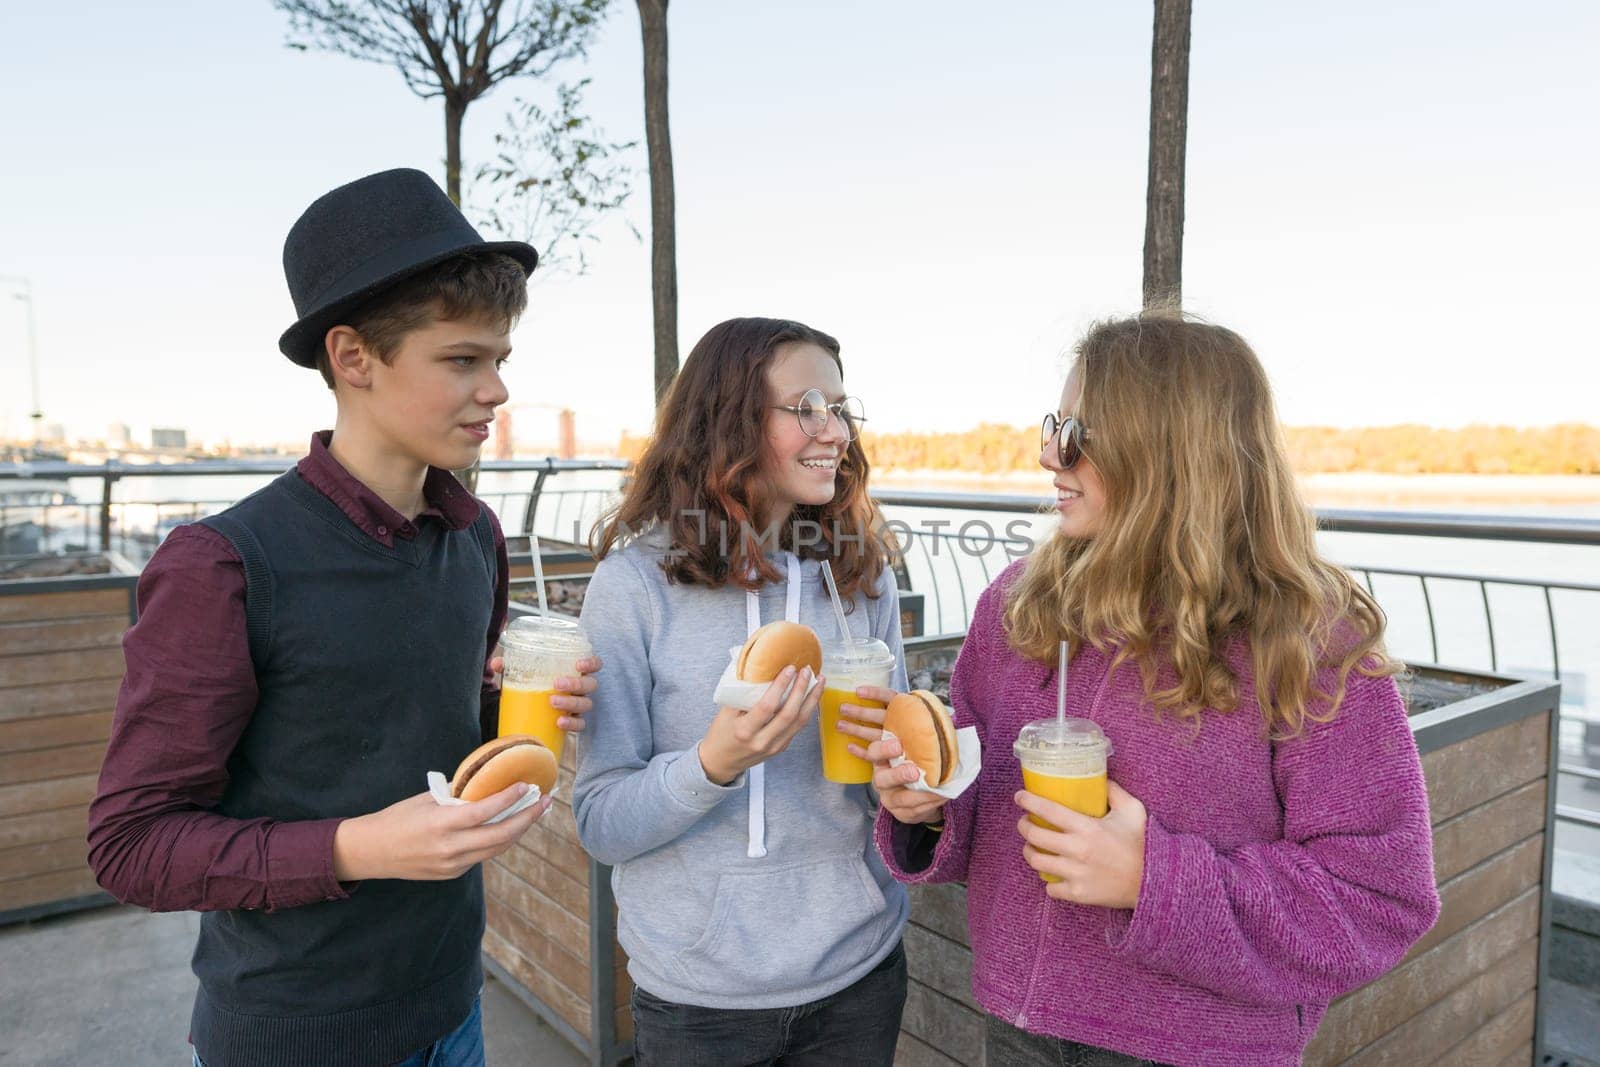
[876,562,1440,1066]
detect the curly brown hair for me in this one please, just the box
[592,317,888,604]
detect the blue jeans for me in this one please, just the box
[191,996,484,1067]
[630,941,907,1066]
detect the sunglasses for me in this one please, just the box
[1040,413,1094,470]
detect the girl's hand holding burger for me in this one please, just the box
[699,666,823,785]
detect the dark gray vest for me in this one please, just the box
[190,470,494,1066]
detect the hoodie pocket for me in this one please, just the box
[674,855,891,997]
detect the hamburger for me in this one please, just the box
[883,690,959,787]
[450,735,558,802]
[736,621,823,682]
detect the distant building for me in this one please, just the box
[151,427,188,450]
[40,422,66,443]
[107,423,131,447]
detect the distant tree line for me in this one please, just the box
[618,424,1600,476]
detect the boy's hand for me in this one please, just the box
[489,653,602,733]
[332,784,550,882]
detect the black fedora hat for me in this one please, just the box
[278,168,538,368]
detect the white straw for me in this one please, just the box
[820,560,852,645]
[1057,639,1069,726]
[531,536,549,616]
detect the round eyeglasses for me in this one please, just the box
[773,388,866,443]
[1040,412,1094,470]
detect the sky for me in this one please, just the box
[1,1,1597,450]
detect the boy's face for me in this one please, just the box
[362,316,511,472]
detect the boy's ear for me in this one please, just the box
[324,326,374,390]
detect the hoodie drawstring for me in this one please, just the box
[744,552,802,859]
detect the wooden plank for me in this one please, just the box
[515,822,590,886]
[1436,990,1536,1066]
[0,678,121,723]
[493,840,589,919]
[0,741,107,786]
[1495,1040,1533,1067]
[482,861,589,963]
[0,711,114,754]
[0,806,88,851]
[1404,835,1542,962]
[1344,939,1537,1067]
[0,864,102,913]
[900,981,984,1067]
[1420,713,1547,826]
[614,1002,633,1044]
[0,836,88,881]
[538,795,583,848]
[903,922,977,1011]
[895,1029,965,1067]
[485,893,590,1001]
[482,927,592,1040]
[1306,888,1538,1063]
[0,588,129,624]
[907,882,969,947]
[0,647,125,690]
[0,616,127,657]
[1432,780,1546,884]
[0,773,98,818]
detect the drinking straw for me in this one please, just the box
[1057,639,1069,727]
[532,536,550,616]
[820,560,852,645]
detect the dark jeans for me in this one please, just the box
[984,1014,1172,1067]
[630,940,908,1067]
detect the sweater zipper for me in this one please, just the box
[1016,895,1052,1030]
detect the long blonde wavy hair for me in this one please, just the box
[1004,313,1400,739]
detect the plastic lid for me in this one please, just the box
[821,636,897,671]
[503,613,592,654]
[1012,717,1112,775]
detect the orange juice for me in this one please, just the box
[1014,718,1113,884]
[498,615,592,771]
[819,688,883,784]
[818,637,897,784]
[499,685,566,761]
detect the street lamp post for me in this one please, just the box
[1,276,43,450]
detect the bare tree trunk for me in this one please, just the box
[445,96,467,206]
[444,95,474,487]
[638,0,679,402]
[1143,0,1191,311]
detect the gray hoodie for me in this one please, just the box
[573,533,910,1010]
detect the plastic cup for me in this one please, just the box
[498,614,593,763]
[1013,718,1113,883]
[818,637,897,784]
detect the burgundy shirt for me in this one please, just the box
[87,432,509,912]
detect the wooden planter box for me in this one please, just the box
[482,599,631,1067]
[0,552,138,924]
[893,634,1563,1067]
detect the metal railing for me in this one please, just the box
[6,462,1596,833]
[0,457,628,564]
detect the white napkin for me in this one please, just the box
[881,726,981,799]
[711,646,817,711]
[426,770,551,825]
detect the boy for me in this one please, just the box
[87,168,600,1067]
